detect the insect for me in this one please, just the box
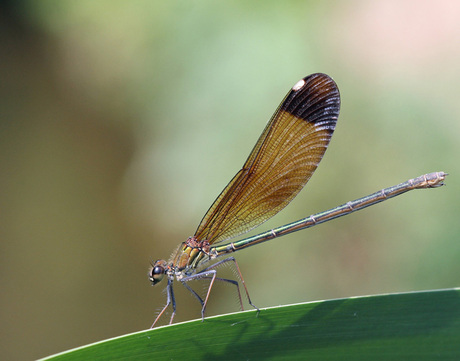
[148,73,446,327]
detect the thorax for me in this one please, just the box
[168,237,211,279]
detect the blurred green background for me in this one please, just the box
[1,1,459,360]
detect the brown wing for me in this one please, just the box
[194,73,340,245]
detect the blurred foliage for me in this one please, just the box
[0,1,459,360]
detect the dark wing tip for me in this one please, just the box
[281,73,341,130]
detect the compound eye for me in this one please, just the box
[148,261,166,285]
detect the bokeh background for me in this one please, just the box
[1,1,459,360]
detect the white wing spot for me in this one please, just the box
[292,79,305,91]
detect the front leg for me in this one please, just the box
[151,278,176,328]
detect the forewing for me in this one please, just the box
[194,73,340,244]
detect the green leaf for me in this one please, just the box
[40,288,460,360]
